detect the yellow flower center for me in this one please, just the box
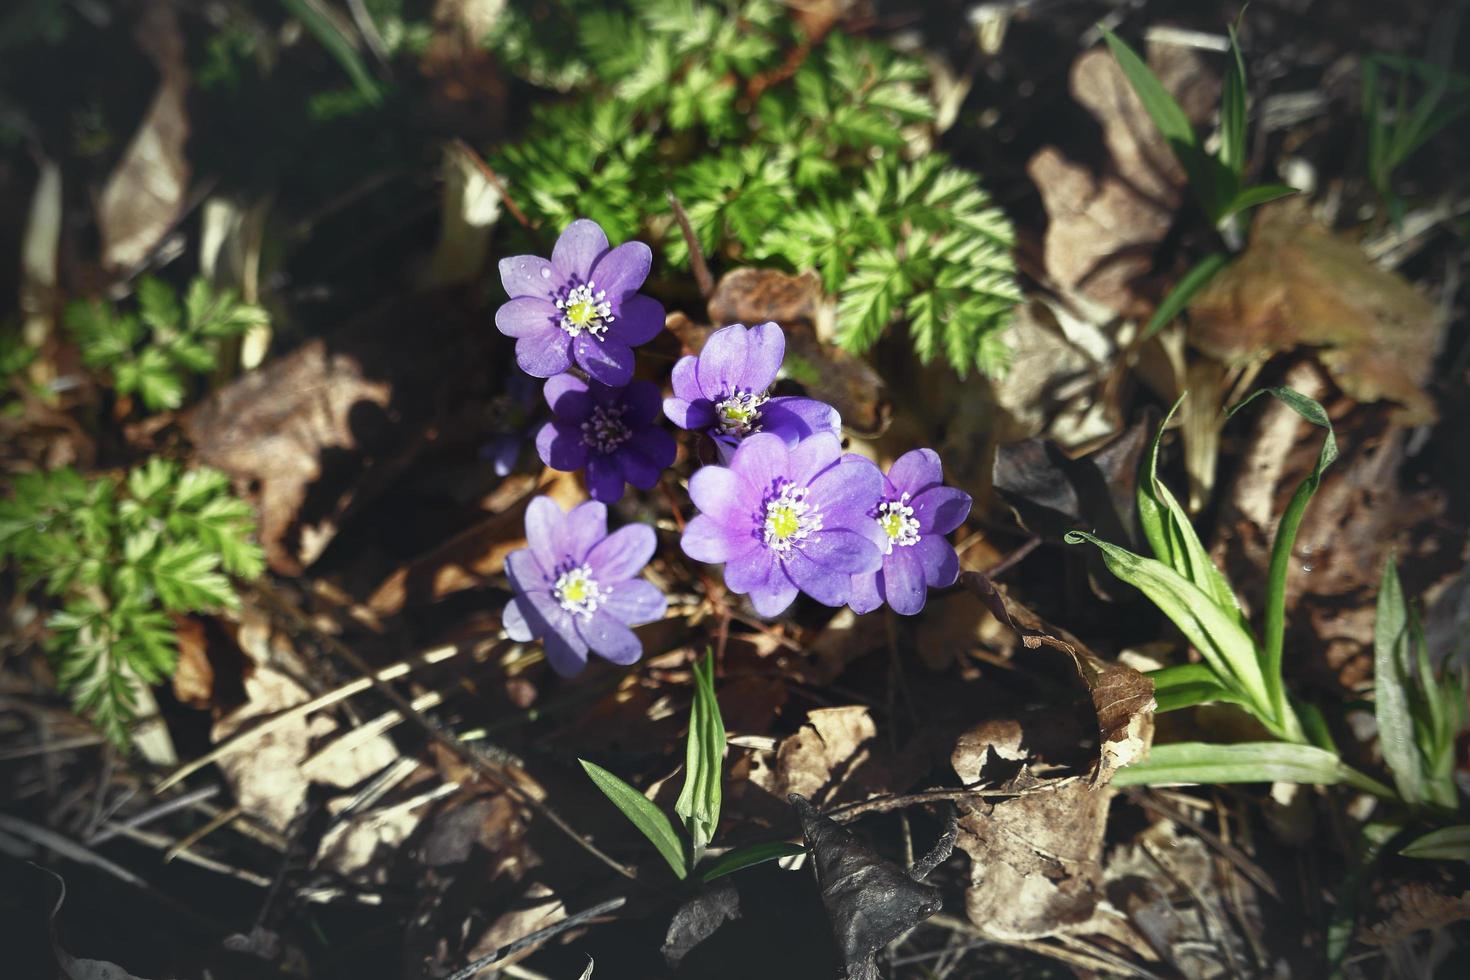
[553,564,603,616]
[762,482,821,555]
[555,281,614,339]
[875,493,920,555]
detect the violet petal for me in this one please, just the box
[496,297,559,338]
[585,524,656,582]
[552,219,609,281]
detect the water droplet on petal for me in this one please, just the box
[540,267,552,278]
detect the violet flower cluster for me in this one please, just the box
[493,218,973,675]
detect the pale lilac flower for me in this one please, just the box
[535,375,677,503]
[495,219,665,386]
[503,497,667,676]
[848,449,971,616]
[680,432,883,617]
[663,321,840,461]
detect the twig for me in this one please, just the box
[978,535,1041,579]
[667,192,714,298]
[252,581,639,881]
[0,733,105,761]
[155,643,462,791]
[1122,788,1280,901]
[166,804,243,863]
[446,896,627,980]
[452,138,533,230]
[825,784,1055,821]
[1142,838,1244,980]
[927,915,1155,978]
[88,785,219,845]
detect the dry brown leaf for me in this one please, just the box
[1029,45,1218,316]
[955,778,1112,940]
[170,615,213,708]
[97,2,190,271]
[748,706,900,808]
[960,571,1155,783]
[1361,883,1470,946]
[1189,200,1440,425]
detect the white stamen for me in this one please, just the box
[554,280,614,339]
[714,389,768,438]
[876,492,921,555]
[762,481,822,555]
[581,404,632,454]
[553,563,605,617]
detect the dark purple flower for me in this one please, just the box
[663,321,840,462]
[680,432,883,617]
[495,219,665,386]
[535,375,677,503]
[502,497,667,676]
[848,449,971,616]
[479,372,542,477]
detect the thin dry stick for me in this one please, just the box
[926,915,1141,977]
[825,784,1053,821]
[451,137,532,229]
[446,896,627,980]
[0,733,105,761]
[1122,788,1280,901]
[166,805,243,863]
[667,191,714,297]
[88,785,219,845]
[155,643,462,792]
[252,581,638,881]
[1142,838,1244,980]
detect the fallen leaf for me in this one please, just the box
[97,2,190,272]
[1189,200,1441,425]
[662,879,741,967]
[169,615,212,708]
[748,706,901,808]
[1361,883,1470,946]
[960,571,1155,783]
[43,869,156,980]
[791,794,943,980]
[1029,45,1218,316]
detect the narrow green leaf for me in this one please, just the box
[1143,252,1230,339]
[1220,24,1248,178]
[1400,825,1470,861]
[579,759,688,879]
[1136,394,1248,632]
[1112,741,1355,787]
[1227,387,1337,733]
[1374,560,1425,805]
[699,841,806,883]
[675,650,725,854]
[278,0,384,106]
[1065,532,1275,725]
[1217,183,1299,222]
[1149,662,1250,713]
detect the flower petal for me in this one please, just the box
[505,549,546,594]
[552,219,609,281]
[918,535,960,589]
[496,297,559,338]
[499,255,557,300]
[585,453,625,502]
[576,610,643,665]
[911,485,972,536]
[664,396,716,431]
[799,527,882,575]
[689,464,756,525]
[807,454,883,528]
[544,374,592,421]
[728,432,790,498]
[619,441,668,490]
[536,420,589,472]
[611,293,665,346]
[482,435,521,477]
[882,545,927,616]
[522,499,564,574]
[620,380,663,423]
[591,240,652,298]
[544,629,590,676]
[748,567,800,618]
[848,571,883,615]
[886,448,943,496]
[517,587,579,653]
[723,546,778,595]
[759,396,841,447]
[694,323,752,398]
[741,321,785,391]
[586,524,656,582]
[670,353,701,403]
[783,548,853,607]
[502,597,534,641]
[560,500,608,563]
[629,427,676,469]
[574,335,635,387]
[681,514,750,563]
[516,328,573,377]
[602,579,667,625]
[788,432,845,487]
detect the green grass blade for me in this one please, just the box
[279,0,385,106]
[1217,183,1299,222]
[1374,560,1425,805]
[580,759,688,879]
[1112,741,1354,787]
[1220,25,1248,178]
[1150,662,1250,713]
[1143,252,1231,339]
[675,650,726,854]
[1227,387,1337,727]
[1400,825,1470,861]
[699,841,806,883]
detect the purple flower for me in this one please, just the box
[480,372,542,477]
[495,219,665,386]
[663,322,840,461]
[848,449,971,616]
[535,375,677,503]
[680,432,884,617]
[503,497,668,676]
